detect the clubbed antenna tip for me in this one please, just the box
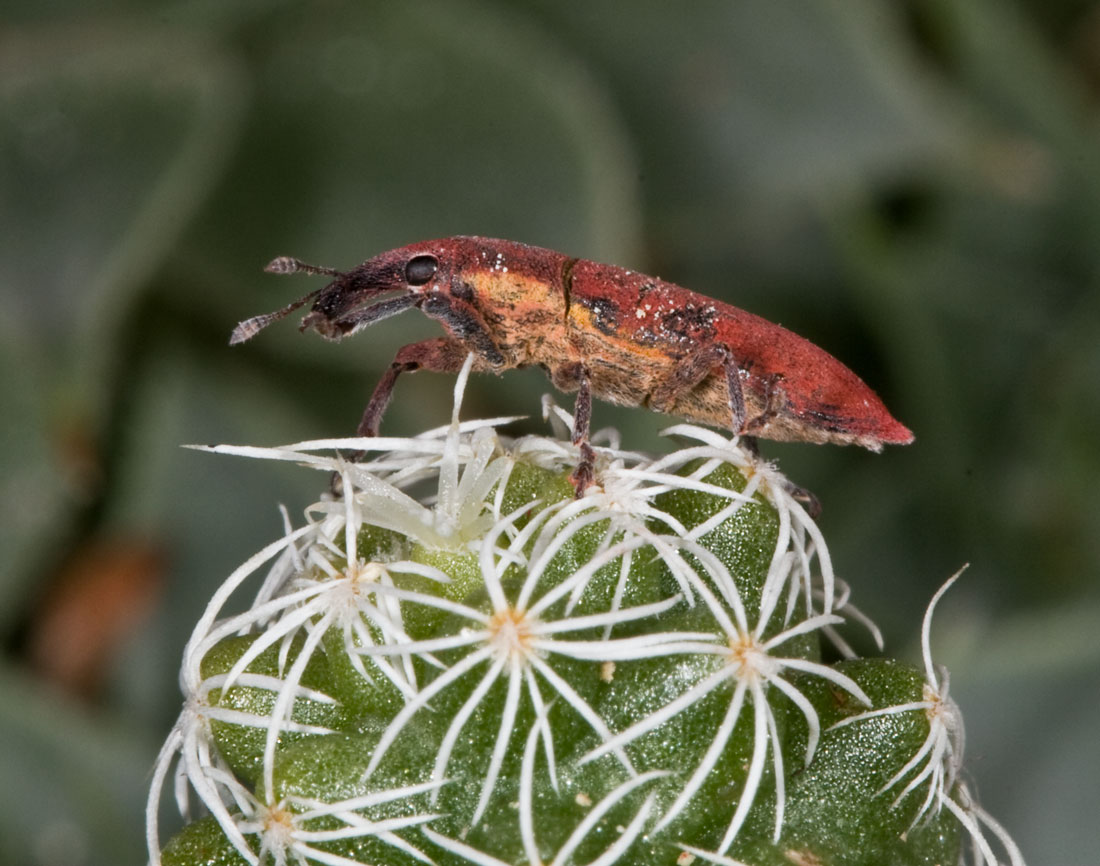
[229,296,317,344]
[264,256,340,277]
[229,317,266,345]
[229,259,332,345]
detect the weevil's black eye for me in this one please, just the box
[405,254,438,286]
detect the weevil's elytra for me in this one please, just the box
[232,236,913,495]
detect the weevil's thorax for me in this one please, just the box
[441,237,574,366]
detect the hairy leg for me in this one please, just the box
[650,342,747,434]
[358,337,471,436]
[551,361,597,496]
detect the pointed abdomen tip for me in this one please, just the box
[883,417,915,445]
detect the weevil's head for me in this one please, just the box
[229,239,455,345]
[299,240,447,339]
[230,236,567,346]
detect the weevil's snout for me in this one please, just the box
[300,304,347,340]
[303,266,406,338]
[300,250,443,340]
[299,281,400,340]
[304,277,379,335]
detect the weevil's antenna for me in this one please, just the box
[228,257,342,345]
[264,256,341,277]
[229,292,318,344]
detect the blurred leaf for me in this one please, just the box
[942,609,1100,866]
[0,23,245,400]
[524,0,963,273]
[824,0,1100,609]
[0,663,154,866]
[0,23,244,633]
[0,337,71,636]
[928,0,1100,201]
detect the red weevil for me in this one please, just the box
[231,236,913,499]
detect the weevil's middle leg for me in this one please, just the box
[571,375,597,496]
[551,362,596,496]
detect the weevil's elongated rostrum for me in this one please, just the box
[232,237,913,495]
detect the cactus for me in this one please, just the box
[147,365,1024,866]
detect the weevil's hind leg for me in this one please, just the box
[737,373,773,468]
[785,482,822,519]
[653,348,823,516]
[651,341,748,436]
[743,374,823,517]
[551,362,596,496]
[721,348,748,437]
[743,373,785,436]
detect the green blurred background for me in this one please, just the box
[2,1,1098,863]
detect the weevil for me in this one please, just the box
[231,236,913,501]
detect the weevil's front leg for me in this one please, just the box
[550,361,597,496]
[358,337,472,436]
[327,338,473,498]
